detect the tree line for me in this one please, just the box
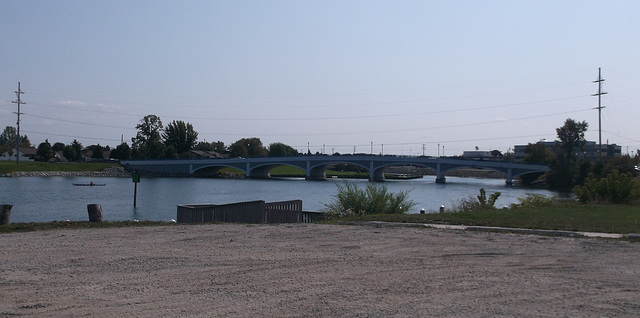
[0,114,301,162]
[521,118,639,199]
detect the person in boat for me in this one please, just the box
[90,181,94,186]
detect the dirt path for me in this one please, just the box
[1,224,639,317]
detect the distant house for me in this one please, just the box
[81,149,111,162]
[0,147,37,162]
[53,151,69,162]
[189,150,228,159]
[462,150,493,159]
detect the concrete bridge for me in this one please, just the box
[121,155,549,185]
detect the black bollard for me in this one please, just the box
[87,204,103,223]
[0,205,12,225]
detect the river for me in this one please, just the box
[1,176,559,223]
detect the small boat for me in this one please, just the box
[73,183,106,187]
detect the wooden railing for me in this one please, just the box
[177,200,325,224]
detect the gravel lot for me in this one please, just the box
[1,223,639,317]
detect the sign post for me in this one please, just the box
[132,171,140,207]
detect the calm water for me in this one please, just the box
[1,176,558,223]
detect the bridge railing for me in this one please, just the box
[177,200,325,224]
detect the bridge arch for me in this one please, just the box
[192,164,246,177]
[248,162,306,179]
[307,161,371,180]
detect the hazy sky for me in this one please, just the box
[2,1,639,156]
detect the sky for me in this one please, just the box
[1,1,639,157]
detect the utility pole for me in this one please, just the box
[12,82,25,165]
[592,67,606,157]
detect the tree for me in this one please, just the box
[36,139,54,161]
[0,126,16,147]
[268,142,299,157]
[229,137,268,158]
[522,143,556,164]
[87,144,105,159]
[0,126,30,150]
[194,141,226,154]
[131,115,164,159]
[546,119,589,191]
[110,143,132,160]
[67,139,84,162]
[52,142,65,152]
[556,118,588,157]
[162,120,198,155]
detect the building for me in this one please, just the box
[514,140,622,161]
[461,150,493,159]
[0,147,37,161]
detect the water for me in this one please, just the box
[1,176,558,223]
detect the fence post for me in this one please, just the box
[87,204,103,222]
[0,204,12,225]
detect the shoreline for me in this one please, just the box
[1,166,131,178]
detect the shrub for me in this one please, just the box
[452,188,501,212]
[573,170,640,204]
[324,182,415,217]
[510,193,558,208]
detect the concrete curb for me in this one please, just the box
[338,221,638,240]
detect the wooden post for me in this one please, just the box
[132,171,140,207]
[0,204,12,225]
[87,204,103,222]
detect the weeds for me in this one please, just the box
[324,182,415,217]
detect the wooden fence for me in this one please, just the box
[176,200,326,224]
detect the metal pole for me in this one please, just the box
[12,82,25,165]
[134,182,138,207]
[592,67,606,157]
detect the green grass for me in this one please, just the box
[0,220,174,233]
[328,203,640,234]
[0,161,118,174]
[3,203,640,235]
[269,166,370,178]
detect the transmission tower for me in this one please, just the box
[592,68,606,157]
[12,82,25,165]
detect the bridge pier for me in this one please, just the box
[435,163,446,183]
[505,168,513,186]
[306,165,327,180]
[372,168,385,182]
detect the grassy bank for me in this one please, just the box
[0,220,173,233]
[332,203,640,234]
[0,161,118,174]
[270,166,370,178]
[3,204,639,235]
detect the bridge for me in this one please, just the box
[121,155,549,185]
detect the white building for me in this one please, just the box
[0,147,36,161]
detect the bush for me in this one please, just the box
[573,170,640,204]
[510,193,559,208]
[452,188,501,212]
[324,183,415,217]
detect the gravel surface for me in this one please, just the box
[1,223,639,317]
